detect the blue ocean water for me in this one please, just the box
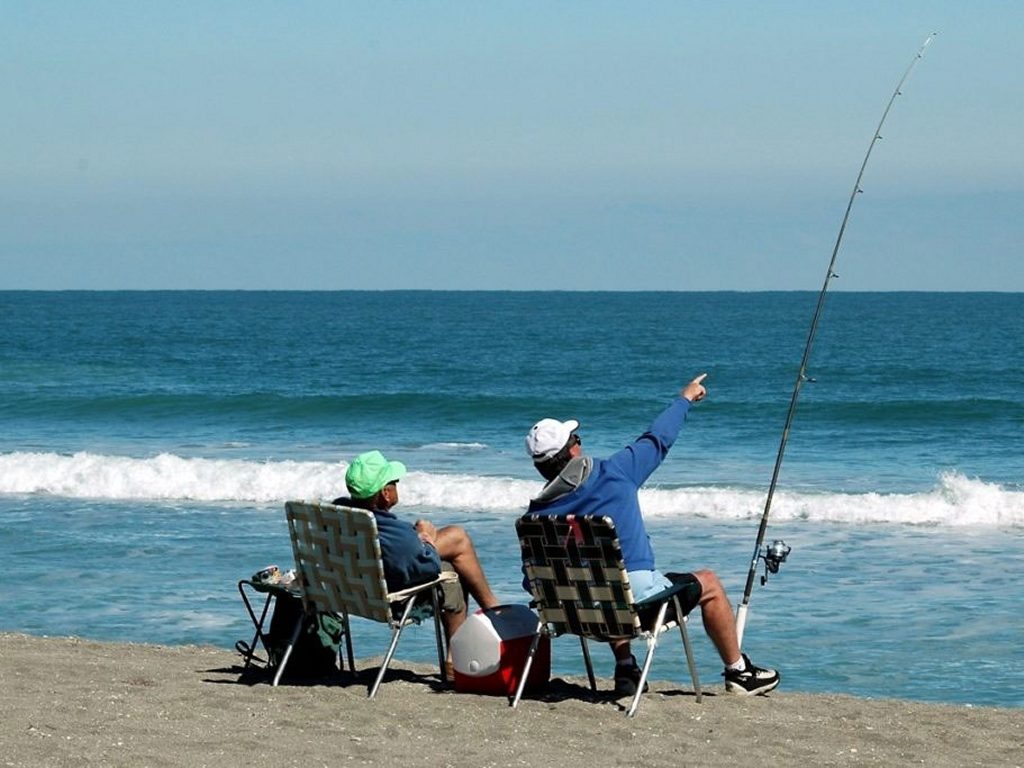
[1,291,1021,707]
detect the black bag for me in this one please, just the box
[266,592,345,678]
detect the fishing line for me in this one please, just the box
[735,33,937,647]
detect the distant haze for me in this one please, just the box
[2,2,1021,291]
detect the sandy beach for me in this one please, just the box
[1,632,1020,768]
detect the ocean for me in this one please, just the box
[1,290,1021,707]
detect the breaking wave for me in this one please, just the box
[0,451,1020,528]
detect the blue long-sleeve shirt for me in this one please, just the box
[526,397,691,572]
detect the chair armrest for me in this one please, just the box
[386,569,458,602]
[633,579,698,608]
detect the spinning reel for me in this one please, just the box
[759,539,792,586]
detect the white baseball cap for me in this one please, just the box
[525,418,580,462]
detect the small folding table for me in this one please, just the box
[236,578,302,670]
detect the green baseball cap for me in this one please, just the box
[345,450,407,499]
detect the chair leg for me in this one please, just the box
[579,636,597,693]
[627,601,668,717]
[628,643,656,718]
[675,597,702,703]
[430,587,447,680]
[237,581,273,668]
[341,608,356,675]
[510,621,544,709]
[369,596,418,698]
[271,612,305,687]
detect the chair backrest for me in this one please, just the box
[285,501,394,624]
[516,514,641,641]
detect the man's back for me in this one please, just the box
[527,396,693,572]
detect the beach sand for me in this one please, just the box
[1,632,1020,768]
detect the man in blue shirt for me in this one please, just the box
[334,450,499,645]
[524,374,780,697]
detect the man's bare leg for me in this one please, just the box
[432,525,500,610]
[693,568,742,665]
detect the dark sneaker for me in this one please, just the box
[723,653,780,696]
[613,656,650,697]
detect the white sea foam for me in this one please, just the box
[637,472,1024,527]
[0,452,1020,528]
[0,451,343,504]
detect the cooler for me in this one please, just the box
[450,604,550,696]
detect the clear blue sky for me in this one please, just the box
[2,2,1021,290]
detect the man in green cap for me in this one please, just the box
[334,450,499,643]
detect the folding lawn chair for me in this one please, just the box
[275,500,458,698]
[511,513,702,717]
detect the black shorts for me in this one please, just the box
[635,572,702,630]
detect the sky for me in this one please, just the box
[2,2,1022,291]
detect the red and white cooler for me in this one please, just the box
[450,604,550,696]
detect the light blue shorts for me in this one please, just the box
[627,569,673,602]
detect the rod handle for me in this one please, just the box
[735,602,749,649]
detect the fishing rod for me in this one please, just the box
[735,33,936,647]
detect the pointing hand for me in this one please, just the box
[682,373,708,403]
